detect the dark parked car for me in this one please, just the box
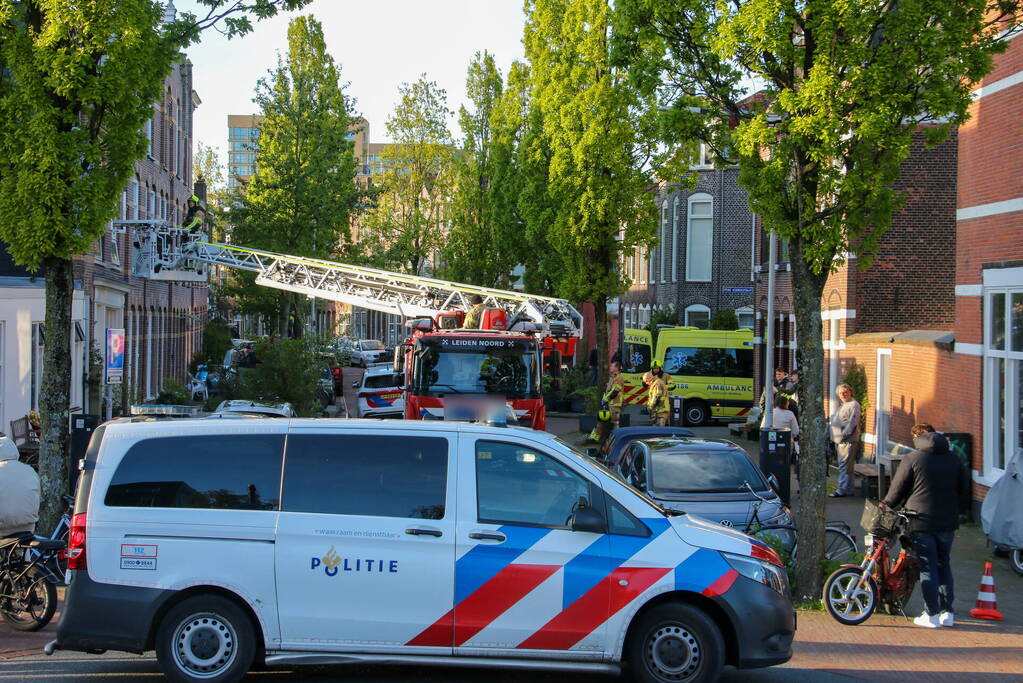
[591,425,695,469]
[614,437,793,531]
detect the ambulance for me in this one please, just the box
[51,418,793,683]
[619,327,755,426]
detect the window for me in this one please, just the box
[684,303,711,329]
[672,196,680,282]
[105,435,284,509]
[475,440,593,528]
[30,323,43,410]
[230,141,257,152]
[648,446,767,494]
[147,188,156,219]
[145,118,153,157]
[984,283,1023,474]
[622,340,651,374]
[663,344,754,379]
[282,434,447,519]
[736,307,754,330]
[686,194,713,281]
[660,202,669,282]
[229,153,254,164]
[693,142,713,168]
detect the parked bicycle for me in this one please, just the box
[23,494,73,585]
[743,482,858,564]
[823,505,920,625]
[0,532,65,631]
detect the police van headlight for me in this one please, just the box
[722,552,788,595]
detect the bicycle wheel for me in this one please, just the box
[0,566,57,631]
[823,566,877,625]
[823,528,858,563]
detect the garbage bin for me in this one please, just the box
[669,396,684,427]
[68,414,100,494]
[759,428,792,506]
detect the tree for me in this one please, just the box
[0,0,310,533]
[442,52,505,286]
[524,0,659,390]
[229,14,359,337]
[361,76,454,276]
[709,310,738,331]
[192,141,229,241]
[613,0,1021,599]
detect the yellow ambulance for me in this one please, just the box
[619,326,755,425]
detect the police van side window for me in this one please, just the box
[105,435,284,510]
[475,440,593,528]
[282,434,447,519]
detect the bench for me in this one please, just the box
[9,416,40,466]
[854,463,879,498]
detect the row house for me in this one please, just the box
[0,52,207,427]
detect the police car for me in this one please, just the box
[353,365,405,418]
[51,419,794,683]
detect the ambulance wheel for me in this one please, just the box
[684,401,710,426]
[627,603,724,683]
[156,595,255,683]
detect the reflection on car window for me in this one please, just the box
[475,440,591,528]
[283,434,447,519]
[105,435,284,510]
[361,340,386,351]
[662,346,753,379]
[364,374,402,389]
[622,342,651,374]
[649,446,766,493]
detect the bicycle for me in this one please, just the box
[823,506,919,625]
[742,482,858,565]
[0,532,65,631]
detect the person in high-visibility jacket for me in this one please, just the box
[463,294,486,329]
[646,363,670,426]
[587,406,613,445]
[602,361,625,428]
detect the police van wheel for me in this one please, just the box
[684,401,710,427]
[156,595,255,683]
[627,603,724,683]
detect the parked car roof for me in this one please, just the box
[212,400,294,418]
[596,425,695,467]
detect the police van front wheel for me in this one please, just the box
[155,595,256,683]
[627,603,724,683]
[684,401,710,427]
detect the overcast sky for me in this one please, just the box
[178,0,527,174]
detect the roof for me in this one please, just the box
[639,437,747,452]
[610,426,696,439]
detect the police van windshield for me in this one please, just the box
[413,338,538,398]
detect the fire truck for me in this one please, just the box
[120,221,582,430]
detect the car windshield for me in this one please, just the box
[648,446,768,493]
[361,340,385,351]
[413,338,538,398]
[365,373,402,389]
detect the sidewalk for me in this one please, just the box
[0,588,60,660]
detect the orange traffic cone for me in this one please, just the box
[969,561,1003,621]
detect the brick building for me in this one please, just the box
[0,54,206,424]
[620,149,757,334]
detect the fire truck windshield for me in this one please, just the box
[413,338,539,398]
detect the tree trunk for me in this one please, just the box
[38,256,74,535]
[594,299,609,397]
[279,297,291,337]
[790,249,829,601]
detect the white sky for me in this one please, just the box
[178,0,527,176]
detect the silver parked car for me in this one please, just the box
[211,400,295,418]
[613,437,793,531]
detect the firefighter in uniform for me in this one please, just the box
[646,361,670,426]
[602,361,625,429]
[463,294,486,329]
[182,195,206,233]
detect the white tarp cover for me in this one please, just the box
[981,448,1023,549]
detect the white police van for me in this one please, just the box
[51,418,794,683]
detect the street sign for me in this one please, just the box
[723,286,753,294]
[105,327,125,385]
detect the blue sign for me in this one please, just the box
[723,286,754,294]
[105,328,125,385]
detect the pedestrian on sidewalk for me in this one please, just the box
[829,383,861,497]
[882,423,969,628]
[765,395,799,454]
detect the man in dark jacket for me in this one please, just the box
[882,424,969,628]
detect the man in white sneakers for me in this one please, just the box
[882,423,969,628]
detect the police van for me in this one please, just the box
[620,327,755,426]
[52,418,794,683]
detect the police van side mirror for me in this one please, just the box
[570,502,606,534]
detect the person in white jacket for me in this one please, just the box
[0,435,40,537]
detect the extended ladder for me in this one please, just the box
[117,221,582,337]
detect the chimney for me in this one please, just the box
[193,174,207,203]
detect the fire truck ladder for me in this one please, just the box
[173,238,582,337]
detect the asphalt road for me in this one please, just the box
[0,651,861,682]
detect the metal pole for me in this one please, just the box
[763,229,778,429]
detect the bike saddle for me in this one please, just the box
[28,538,66,552]
[0,532,35,548]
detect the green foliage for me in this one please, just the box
[645,306,678,346]
[709,310,739,331]
[157,380,193,406]
[361,76,454,275]
[230,14,359,335]
[244,337,324,416]
[190,319,234,372]
[192,142,229,241]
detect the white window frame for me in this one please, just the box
[736,306,754,330]
[875,348,893,454]
[660,202,669,282]
[982,269,1023,481]
[691,142,714,170]
[647,243,655,284]
[684,304,711,328]
[686,193,714,282]
[672,196,680,282]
